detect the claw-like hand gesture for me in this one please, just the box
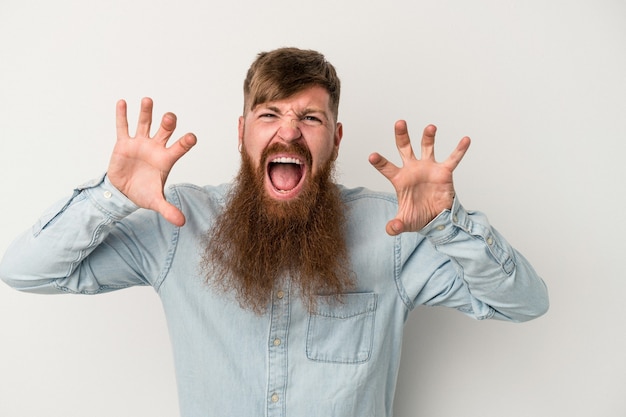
[108,98,197,227]
[369,121,471,236]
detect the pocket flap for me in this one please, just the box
[313,292,377,319]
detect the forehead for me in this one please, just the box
[252,86,332,113]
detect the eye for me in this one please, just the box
[302,115,323,125]
[258,113,278,122]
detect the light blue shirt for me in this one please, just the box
[0,175,548,417]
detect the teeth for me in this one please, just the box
[271,157,302,164]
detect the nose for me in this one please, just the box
[277,118,302,142]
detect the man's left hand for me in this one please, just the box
[369,121,471,236]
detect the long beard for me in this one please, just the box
[201,144,354,314]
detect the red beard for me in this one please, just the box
[201,144,354,314]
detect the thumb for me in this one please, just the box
[155,199,186,227]
[385,218,405,236]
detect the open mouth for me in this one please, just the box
[266,156,306,198]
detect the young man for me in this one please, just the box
[0,47,548,416]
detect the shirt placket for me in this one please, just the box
[266,279,291,417]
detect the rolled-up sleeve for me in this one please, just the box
[404,197,549,322]
[0,175,149,294]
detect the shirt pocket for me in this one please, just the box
[306,292,378,364]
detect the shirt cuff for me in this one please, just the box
[419,196,469,245]
[80,174,139,220]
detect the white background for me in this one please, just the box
[1,0,624,416]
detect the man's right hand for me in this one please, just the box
[108,97,197,227]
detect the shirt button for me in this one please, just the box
[436,225,445,231]
[271,393,279,403]
[486,237,494,245]
[103,190,113,199]
[273,338,281,346]
[453,215,458,223]
[276,290,285,299]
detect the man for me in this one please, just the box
[0,47,548,416]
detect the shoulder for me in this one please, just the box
[338,184,397,209]
[164,183,231,210]
[337,185,400,234]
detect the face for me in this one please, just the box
[238,86,343,201]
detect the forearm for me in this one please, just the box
[0,175,138,293]
[420,198,549,322]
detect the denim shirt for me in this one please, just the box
[0,175,549,417]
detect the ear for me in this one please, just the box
[238,116,245,150]
[332,122,343,160]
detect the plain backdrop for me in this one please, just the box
[1,1,624,416]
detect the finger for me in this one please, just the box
[394,120,416,162]
[420,124,437,160]
[369,152,400,181]
[115,99,129,139]
[154,112,178,143]
[136,97,154,137]
[168,133,197,162]
[445,136,471,171]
